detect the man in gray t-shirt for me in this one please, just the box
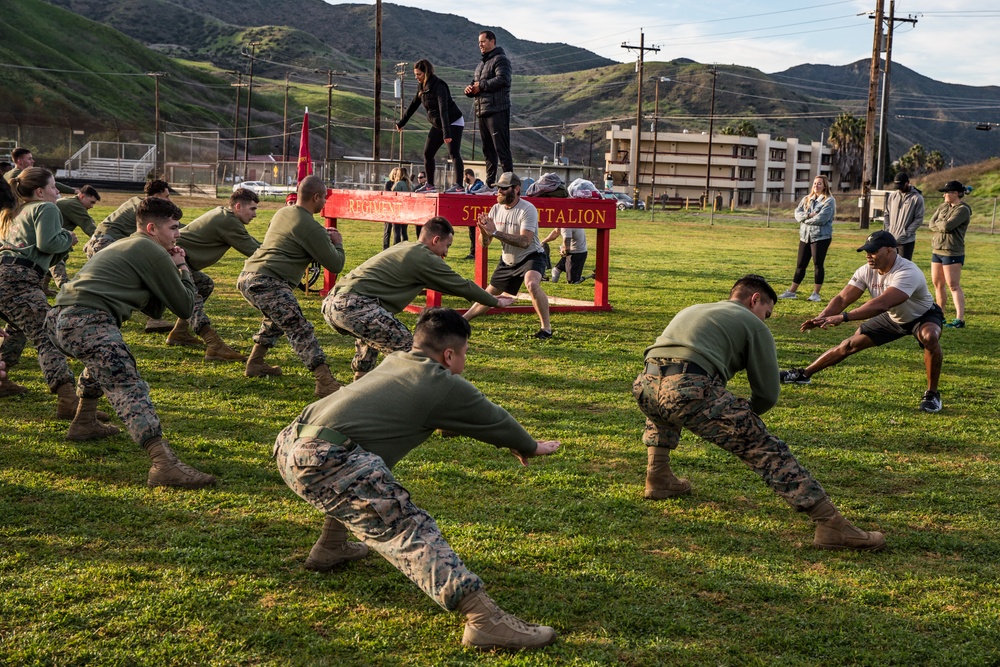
[463,172,553,339]
[778,230,945,413]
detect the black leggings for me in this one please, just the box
[792,238,832,286]
[423,124,464,188]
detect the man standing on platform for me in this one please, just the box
[165,187,262,362]
[463,172,552,339]
[464,30,512,188]
[322,216,514,381]
[238,175,345,396]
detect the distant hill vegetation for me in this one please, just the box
[6,0,999,170]
[42,0,615,76]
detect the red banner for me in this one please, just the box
[296,108,312,183]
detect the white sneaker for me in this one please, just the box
[778,290,797,299]
[807,293,822,302]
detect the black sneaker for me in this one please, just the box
[779,368,811,384]
[533,329,553,340]
[463,253,475,260]
[919,390,942,413]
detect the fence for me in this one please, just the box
[637,190,998,235]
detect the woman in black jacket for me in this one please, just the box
[395,59,464,192]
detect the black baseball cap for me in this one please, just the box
[857,230,897,252]
[938,180,965,193]
[893,172,909,185]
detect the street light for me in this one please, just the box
[704,66,717,210]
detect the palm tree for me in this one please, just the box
[828,113,865,189]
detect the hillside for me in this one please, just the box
[7,1,1000,172]
[42,0,615,76]
[773,61,1000,168]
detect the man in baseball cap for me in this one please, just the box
[883,172,924,260]
[778,229,946,413]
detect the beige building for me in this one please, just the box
[605,124,836,207]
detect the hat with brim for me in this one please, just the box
[938,180,965,193]
[857,230,897,252]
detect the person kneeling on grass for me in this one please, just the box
[779,230,944,414]
[635,274,885,551]
[273,307,560,650]
[45,197,216,489]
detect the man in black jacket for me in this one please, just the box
[465,30,512,188]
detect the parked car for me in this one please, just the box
[233,180,269,195]
[605,191,644,210]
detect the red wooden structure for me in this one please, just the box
[320,189,617,313]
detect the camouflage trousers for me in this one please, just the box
[0,263,74,390]
[633,369,827,511]
[321,292,412,373]
[46,306,162,445]
[186,269,215,333]
[49,261,69,289]
[237,272,326,371]
[274,420,483,611]
[82,233,116,259]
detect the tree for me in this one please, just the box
[719,120,758,137]
[898,144,928,176]
[828,113,865,189]
[926,150,945,173]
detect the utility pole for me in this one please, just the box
[231,72,244,162]
[315,69,343,179]
[705,66,717,210]
[242,41,261,177]
[622,31,660,207]
[282,72,290,164]
[860,0,884,229]
[373,0,383,162]
[874,2,918,189]
[651,76,666,202]
[146,71,167,177]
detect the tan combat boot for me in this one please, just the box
[166,318,204,348]
[807,498,886,551]
[198,325,247,362]
[458,589,557,651]
[0,376,29,397]
[644,446,692,499]
[144,317,174,333]
[55,382,110,421]
[313,363,342,397]
[143,436,217,489]
[66,397,121,441]
[303,516,370,572]
[353,371,367,382]
[245,344,282,377]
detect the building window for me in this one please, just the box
[767,168,785,181]
[797,151,810,163]
[821,154,831,165]
[738,189,753,206]
[736,146,757,158]
[796,169,811,182]
[738,167,756,180]
[769,148,786,161]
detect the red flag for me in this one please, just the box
[296,107,312,183]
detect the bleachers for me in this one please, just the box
[65,142,155,182]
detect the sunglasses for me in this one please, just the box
[497,185,513,191]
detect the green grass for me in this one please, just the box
[2,205,999,666]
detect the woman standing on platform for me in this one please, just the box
[383,167,412,249]
[395,59,465,193]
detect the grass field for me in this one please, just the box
[2,199,998,666]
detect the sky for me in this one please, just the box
[340,0,1000,88]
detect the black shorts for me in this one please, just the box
[489,251,547,294]
[859,303,944,348]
